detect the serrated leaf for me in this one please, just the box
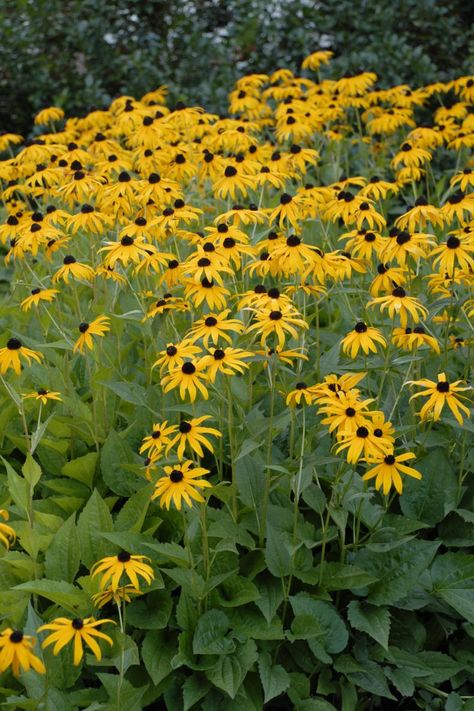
[431,552,474,623]
[100,429,140,496]
[258,651,290,703]
[14,579,89,613]
[77,489,114,568]
[347,601,391,649]
[316,563,377,591]
[193,610,234,655]
[61,452,97,488]
[142,630,176,685]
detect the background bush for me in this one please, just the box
[1,0,473,135]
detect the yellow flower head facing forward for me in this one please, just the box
[362,451,422,495]
[247,305,308,350]
[201,346,254,382]
[0,338,43,375]
[185,309,244,347]
[335,424,393,464]
[152,341,202,374]
[38,617,114,666]
[368,286,428,329]
[152,461,212,511]
[407,372,472,425]
[0,629,45,676]
[340,322,387,359]
[0,509,16,549]
[99,235,156,268]
[139,420,178,456]
[23,389,63,406]
[52,255,95,284]
[391,326,440,353]
[161,359,209,402]
[20,287,59,312]
[166,415,222,459]
[286,382,317,407]
[73,316,111,354]
[91,552,154,591]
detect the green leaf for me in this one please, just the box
[98,380,147,406]
[183,675,211,711]
[255,576,284,624]
[142,630,176,685]
[347,601,391,650]
[14,579,89,613]
[316,563,377,591]
[205,639,257,699]
[290,595,348,654]
[348,661,396,700]
[2,456,29,515]
[193,610,234,655]
[22,454,42,488]
[76,489,114,568]
[431,553,474,623]
[297,700,338,711]
[400,449,458,525]
[354,540,439,605]
[100,429,141,496]
[264,525,292,577]
[258,651,290,703]
[235,454,265,516]
[215,575,260,607]
[61,452,97,488]
[44,514,80,583]
[384,667,415,697]
[115,485,153,532]
[127,590,172,630]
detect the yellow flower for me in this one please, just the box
[247,305,308,349]
[92,585,143,609]
[286,382,316,407]
[34,106,65,125]
[139,420,178,456]
[335,424,393,464]
[185,310,244,347]
[0,510,16,549]
[368,287,428,328]
[20,287,59,312]
[362,451,422,494]
[0,338,43,375]
[52,255,95,284]
[91,552,154,591]
[201,346,254,382]
[0,629,45,676]
[407,372,471,425]
[152,461,212,510]
[152,341,202,374]
[23,389,62,405]
[166,415,222,459]
[340,322,387,358]
[99,235,156,268]
[38,617,114,666]
[301,50,333,71]
[391,326,440,353]
[161,359,209,401]
[73,316,111,354]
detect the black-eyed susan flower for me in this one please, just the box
[200,347,253,382]
[407,372,471,425]
[440,191,474,223]
[91,552,154,591]
[247,305,308,349]
[0,629,45,676]
[430,232,474,274]
[318,394,375,434]
[369,263,406,296]
[301,50,333,71]
[368,286,428,328]
[34,106,65,125]
[335,424,393,464]
[184,278,230,310]
[92,585,143,609]
[152,341,202,374]
[38,617,114,666]
[166,415,221,459]
[139,420,178,456]
[20,287,59,312]
[52,255,95,284]
[73,316,110,354]
[310,372,367,403]
[213,164,255,200]
[340,322,387,358]
[0,510,16,549]
[161,359,209,401]
[0,338,43,375]
[395,196,444,232]
[67,204,112,235]
[391,326,440,353]
[269,192,303,231]
[286,382,316,407]
[186,310,244,347]
[362,451,422,494]
[99,235,156,268]
[151,461,212,510]
[23,389,62,406]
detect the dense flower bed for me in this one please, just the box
[0,54,473,709]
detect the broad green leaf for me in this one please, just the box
[264,525,292,577]
[347,601,391,649]
[44,514,80,583]
[2,456,29,515]
[205,639,257,699]
[115,485,153,532]
[98,380,147,406]
[431,552,474,623]
[142,630,177,685]
[316,563,377,591]
[127,590,172,630]
[214,575,260,607]
[100,429,141,496]
[255,576,284,624]
[354,540,439,606]
[258,651,290,703]
[77,489,114,568]
[183,675,211,711]
[22,454,41,488]
[61,452,97,488]
[193,610,234,655]
[14,579,89,613]
[290,595,348,654]
[400,449,458,525]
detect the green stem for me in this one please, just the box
[259,362,277,547]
